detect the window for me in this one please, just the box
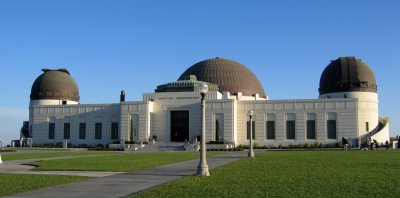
[64,123,70,139]
[111,122,119,139]
[266,121,275,139]
[62,101,67,105]
[95,123,102,139]
[307,120,316,139]
[79,123,86,139]
[246,121,255,140]
[366,122,369,132]
[286,121,296,139]
[327,120,337,139]
[214,114,224,142]
[286,113,296,140]
[48,123,55,139]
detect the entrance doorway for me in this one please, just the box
[170,111,189,142]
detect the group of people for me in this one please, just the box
[366,137,379,150]
[343,137,392,151]
[365,137,391,150]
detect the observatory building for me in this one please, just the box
[25,57,390,147]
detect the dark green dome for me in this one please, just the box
[30,69,80,102]
[319,57,377,95]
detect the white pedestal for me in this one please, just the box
[393,141,398,149]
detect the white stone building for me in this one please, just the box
[25,57,390,147]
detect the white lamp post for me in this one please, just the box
[197,82,210,176]
[248,110,255,158]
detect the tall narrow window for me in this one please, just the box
[286,113,296,140]
[48,123,55,139]
[307,120,316,139]
[286,121,296,139]
[366,122,369,132]
[327,120,337,139]
[246,121,255,140]
[111,122,119,140]
[327,112,337,139]
[63,123,70,139]
[95,123,102,139]
[214,114,224,142]
[266,121,275,139]
[79,123,86,139]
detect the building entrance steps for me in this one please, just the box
[5,151,251,198]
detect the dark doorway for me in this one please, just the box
[170,111,189,142]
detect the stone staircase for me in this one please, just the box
[125,142,186,152]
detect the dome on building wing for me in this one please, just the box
[178,57,266,97]
[30,68,80,102]
[319,57,377,95]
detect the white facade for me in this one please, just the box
[27,57,390,147]
[29,89,390,147]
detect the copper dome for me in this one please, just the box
[319,57,377,95]
[178,58,266,97]
[30,69,80,102]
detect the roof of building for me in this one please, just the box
[178,57,266,97]
[319,57,377,95]
[155,75,219,93]
[30,68,80,101]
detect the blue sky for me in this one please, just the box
[0,0,399,145]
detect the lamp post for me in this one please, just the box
[248,110,255,158]
[197,82,210,176]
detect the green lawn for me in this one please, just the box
[0,173,88,197]
[1,151,115,161]
[131,150,400,198]
[33,152,222,172]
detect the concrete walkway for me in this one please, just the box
[0,154,122,177]
[4,151,249,198]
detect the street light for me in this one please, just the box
[197,82,210,176]
[248,110,255,158]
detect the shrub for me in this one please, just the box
[0,149,16,152]
[253,142,260,148]
[208,141,225,144]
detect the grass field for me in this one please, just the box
[33,152,222,172]
[1,151,115,161]
[0,173,88,197]
[132,150,400,198]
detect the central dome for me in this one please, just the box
[178,58,266,97]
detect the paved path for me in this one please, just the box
[4,151,249,198]
[0,154,121,177]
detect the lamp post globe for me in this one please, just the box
[200,82,208,94]
[248,110,255,158]
[197,82,210,176]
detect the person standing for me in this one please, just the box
[367,137,372,150]
[342,137,349,151]
[397,135,400,149]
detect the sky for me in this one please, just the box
[0,0,399,146]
